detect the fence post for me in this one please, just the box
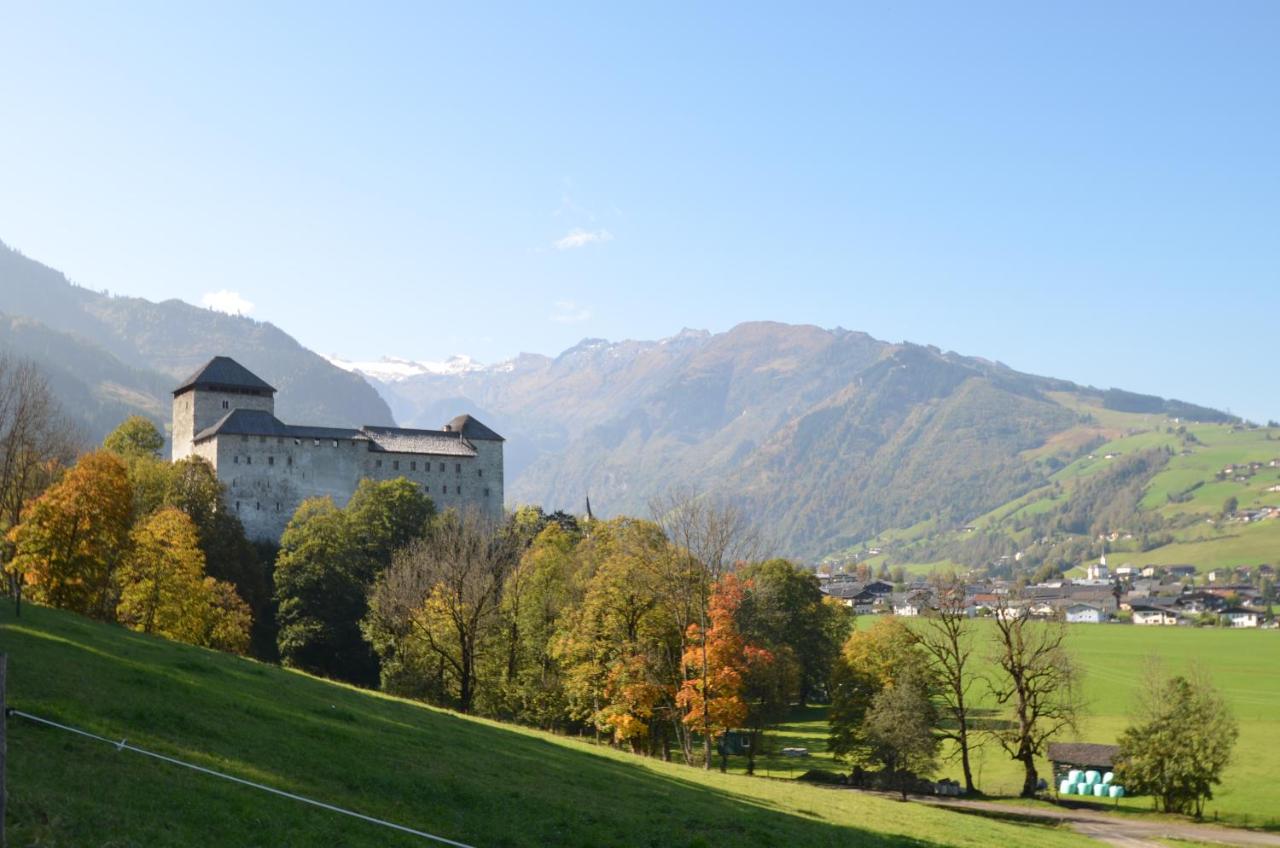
[1,652,7,847]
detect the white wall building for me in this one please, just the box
[171,356,504,542]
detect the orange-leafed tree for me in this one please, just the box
[678,574,773,771]
[8,450,133,619]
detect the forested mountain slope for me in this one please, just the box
[0,240,393,442]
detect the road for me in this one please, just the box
[919,797,1280,848]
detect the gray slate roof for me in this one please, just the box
[361,426,478,457]
[194,409,361,442]
[1047,743,1118,767]
[444,414,504,441]
[174,357,275,396]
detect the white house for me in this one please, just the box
[1222,608,1260,628]
[1066,603,1104,624]
[1132,605,1179,626]
[1086,554,1110,582]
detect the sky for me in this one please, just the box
[1,2,1277,421]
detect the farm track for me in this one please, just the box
[919,797,1280,847]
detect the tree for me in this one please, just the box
[828,616,933,767]
[0,355,78,613]
[865,667,940,799]
[103,415,164,458]
[344,477,435,572]
[115,507,252,653]
[652,486,760,768]
[740,641,798,776]
[8,451,133,619]
[1222,496,1238,518]
[914,575,980,793]
[366,509,518,713]
[1116,664,1238,817]
[677,575,770,772]
[274,497,378,683]
[989,599,1084,797]
[737,558,849,705]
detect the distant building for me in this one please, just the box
[1086,553,1110,582]
[1131,604,1179,626]
[171,356,504,542]
[1066,603,1105,624]
[1221,607,1260,629]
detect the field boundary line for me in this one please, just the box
[7,707,476,847]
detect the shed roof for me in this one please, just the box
[1047,743,1118,768]
[174,356,275,396]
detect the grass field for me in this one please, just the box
[0,603,1099,848]
[719,621,1280,830]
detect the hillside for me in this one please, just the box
[0,240,393,444]
[844,411,1280,577]
[350,323,1235,561]
[0,603,1092,847]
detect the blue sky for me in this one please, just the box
[1,2,1277,420]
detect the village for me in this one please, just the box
[818,555,1276,629]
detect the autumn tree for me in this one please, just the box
[677,574,773,772]
[103,416,171,517]
[652,486,760,768]
[989,599,1084,797]
[115,506,252,653]
[365,508,518,713]
[554,518,680,753]
[1116,663,1237,817]
[828,616,933,768]
[0,355,78,612]
[8,450,133,619]
[914,574,980,793]
[103,415,164,458]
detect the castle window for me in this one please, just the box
[277,438,283,445]
[425,486,430,493]
[439,462,445,472]
[375,459,382,468]
[333,440,338,448]
[410,461,416,471]
[393,460,400,471]
[484,488,490,497]
[245,456,251,465]
[222,399,230,410]
[255,501,260,510]
[233,455,239,464]
[268,456,274,466]
[287,456,292,466]
[478,469,483,477]
[456,485,461,494]
[235,501,240,511]
[455,463,461,474]
[313,439,320,446]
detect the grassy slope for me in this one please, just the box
[0,604,1092,848]
[728,622,1280,830]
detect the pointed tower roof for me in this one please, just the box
[173,356,276,396]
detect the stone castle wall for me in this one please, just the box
[171,389,274,461]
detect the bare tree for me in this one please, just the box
[988,596,1084,797]
[367,509,518,713]
[0,356,79,613]
[650,486,762,769]
[914,575,980,793]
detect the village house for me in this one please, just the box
[1221,607,1260,628]
[1066,603,1106,624]
[1131,604,1180,626]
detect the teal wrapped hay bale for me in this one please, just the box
[1102,772,1114,785]
[1060,779,1075,795]
[1109,785,1126,799]
[1077,783,1093,796]
[1085,770,1100,785]
[1093,784,1107,797]
[1068,769,1082,783]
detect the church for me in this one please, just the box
[170,356,504,542]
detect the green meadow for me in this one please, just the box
[722,620,1280,830]
[1,603,1095,848]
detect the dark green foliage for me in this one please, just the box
[103,415,164,457]
[865,668,940,798]
[737,559,849,704]
[1117,669,1238,818]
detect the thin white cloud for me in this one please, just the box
[553,228,613,250]
[550,300,592,324]
[201,289,255,316]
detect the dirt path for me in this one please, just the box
[919,797,1280,848]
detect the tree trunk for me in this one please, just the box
[958,728,975,794]
[1019,752,1038,797]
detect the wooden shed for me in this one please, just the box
[1047,742,1119,787]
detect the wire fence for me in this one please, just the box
[6,707,477,848]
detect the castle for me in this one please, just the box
[171,356,504,542]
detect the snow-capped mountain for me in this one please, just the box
[325,353,492,382]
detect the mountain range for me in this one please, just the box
[0,239,1238,560]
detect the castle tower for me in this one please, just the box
[171,356,277,460]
